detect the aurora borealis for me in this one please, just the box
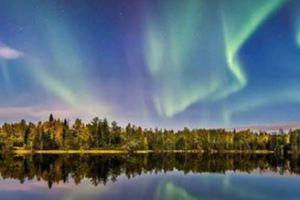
[1,0,300,128]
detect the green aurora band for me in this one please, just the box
[297,32,300,47]
[221,0,284,97]
[145,0,203,118]
[220,0,285,124]
[145,0,285,122]
[22,5,109,118]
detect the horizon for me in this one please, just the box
[1,0,300,129]
[2,114,300,132]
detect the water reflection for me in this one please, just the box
[0,154,300,200]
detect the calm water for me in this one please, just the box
[0,154,300,200]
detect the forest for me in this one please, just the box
[1,114,300,153]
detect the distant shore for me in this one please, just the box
[2,115,300,156]
[13,149,275,154]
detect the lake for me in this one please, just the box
[0,153,300,200]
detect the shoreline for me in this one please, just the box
[12,149,275,155]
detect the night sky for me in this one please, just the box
[0,0,300,129]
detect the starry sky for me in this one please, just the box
[0,0,300,129]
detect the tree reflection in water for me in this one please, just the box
[0,153,299,189]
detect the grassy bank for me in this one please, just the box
[14,149,129,154]
[13,149,274,155]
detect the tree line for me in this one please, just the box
[1,114,300,153]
